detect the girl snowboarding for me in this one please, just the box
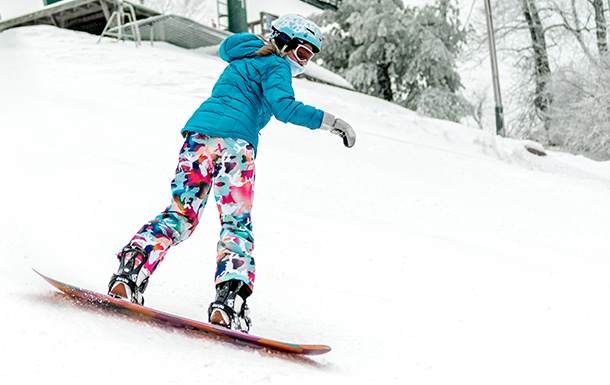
[107,14,356,333]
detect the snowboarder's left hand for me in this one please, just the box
[319,112,356,148]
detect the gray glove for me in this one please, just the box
[319,112,356,148]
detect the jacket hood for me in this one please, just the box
[219,33,266,62]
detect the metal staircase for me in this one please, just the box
[98,0,141,46]
[216,0,229,31]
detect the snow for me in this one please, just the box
[2,25,610,384]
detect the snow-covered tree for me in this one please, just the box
[545,64,610,158]
[521,0,552,132]
[312,0,470,122]
[478,0,610,159]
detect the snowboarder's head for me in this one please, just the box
[270,14,322,60]
[265,14,322,77]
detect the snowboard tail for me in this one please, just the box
[34,270,330,356]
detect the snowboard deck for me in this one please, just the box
[34,270,331,356]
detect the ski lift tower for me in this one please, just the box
[217,0,248,33]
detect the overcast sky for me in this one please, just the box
[0,0,42,20]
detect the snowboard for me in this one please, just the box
[34,270,331,356]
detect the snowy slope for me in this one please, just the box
[2,26,610,384]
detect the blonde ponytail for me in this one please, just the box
[255,35,285,57]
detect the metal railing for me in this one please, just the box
[98,0,141,46]
[299,0,341,10]
[99,13,232,49]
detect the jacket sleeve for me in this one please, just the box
[261,60,324,130]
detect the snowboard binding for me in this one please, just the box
[108,245,150,305]
[208,280,252,333]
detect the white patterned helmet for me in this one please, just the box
[270,14,323,53]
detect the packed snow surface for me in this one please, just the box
[2,26,610,384]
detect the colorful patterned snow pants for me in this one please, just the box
[121,133,256,290]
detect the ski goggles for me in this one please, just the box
[293,43,315,63]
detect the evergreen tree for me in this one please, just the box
[312,0,470,122]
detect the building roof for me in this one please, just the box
[0,0,158,35]
[0,0,230,49]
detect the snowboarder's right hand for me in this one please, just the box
[319,112,356,148]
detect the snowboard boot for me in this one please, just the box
[108,245,150,305]
[208,280,252,333]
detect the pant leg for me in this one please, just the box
[124,133,215,275]
[212,138,256,291]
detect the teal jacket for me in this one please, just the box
[182,33,324,153]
